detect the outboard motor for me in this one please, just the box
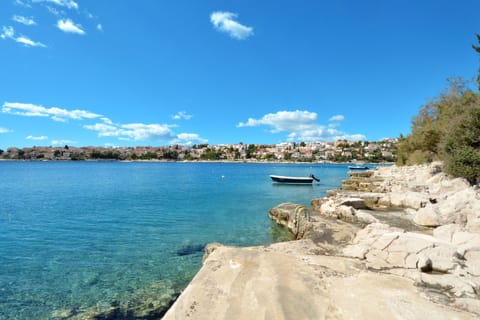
[309,174,320,182]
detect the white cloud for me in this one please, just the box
[96,24,103,32]
[26,135,48,140]
[14,0,32,8]
[57,19,85,35]
[329,115,345,122]
[0,127,13,134]
[12,15,36,26]
[238,110,366,142]
[46,6,62,16]
[16,36,46,47]
[84,120,208,145]
[1,26,46,47]
[237,110,317,133]
[33,0,79,10]
[210,11,253,40]
[172,133,208,145]
[2,102,101,121]
[51,139,76,146]
[101,117,113,124]
[83,123,119,136]
[172,111,193,120]
[122,123,175,141]
[1,26,15,39]
[84,122,176,142]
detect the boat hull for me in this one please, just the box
[348,166,370,171]
[270,175,315,184]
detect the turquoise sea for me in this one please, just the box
[0,161,351,319]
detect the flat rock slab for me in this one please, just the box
[163,241,475,320]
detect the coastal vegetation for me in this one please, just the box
[397,34,480,184]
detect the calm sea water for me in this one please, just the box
[0,161,350,319]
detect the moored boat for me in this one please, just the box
[270,174,320,184]
[348,165,370,170]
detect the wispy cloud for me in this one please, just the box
[329,115,345,122]
[1,26,46,47]
[14,0,32,8]
[237,110,317,133]
[51,139,76,146]
[32,0,79,10]
[172,111,193,120]
[210,11,253,40]
[4,100,206,145]
[46,6,62,16]
[84,122,176,141]
[2,102,101,122]
[16,35,46,47]
[12,15,36,26]
[96,23,103,32]
[238,110,366,142]
[328,115,345,128]
[0,26,15,39]
[172,133,208,145]
[0,127,13,134]
[85,119,208,145]
[26,135,48,140]
[57,19,85,35]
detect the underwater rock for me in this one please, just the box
[176,243,206,256]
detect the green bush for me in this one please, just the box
[396,78,480,184]
[442,104,480,184]
[444,146,480,185]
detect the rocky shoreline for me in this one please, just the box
[163,162,480,319]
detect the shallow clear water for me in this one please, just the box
[0,161,350,319]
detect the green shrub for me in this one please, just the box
[444,146,480,185]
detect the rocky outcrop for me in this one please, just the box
[163,241,476,320]
[268,203,359,252]
[164,163,480,319]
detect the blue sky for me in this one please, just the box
[1,0,479,149]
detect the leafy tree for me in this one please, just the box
[396,78,475,165]
[140,152,157,160]
[443,101,480,184]
[473,33,480,90]
[200,148,221,160]
[396,75,480,184]
[246,144,257,159]
[183,153,195,161]
[17,149,25,159]
[444,146,480,185]
[264,153,275,160]
[70,153,85,161]
[162,150,178,160]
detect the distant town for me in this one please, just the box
[0,138,398,162]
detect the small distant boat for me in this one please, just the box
[348,165,370,171]
[270,174,320,184]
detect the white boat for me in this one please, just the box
[270,174,320,184]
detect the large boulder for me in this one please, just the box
[413,187,477,228]
[268,203,313,239]
[269,202,359,252]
